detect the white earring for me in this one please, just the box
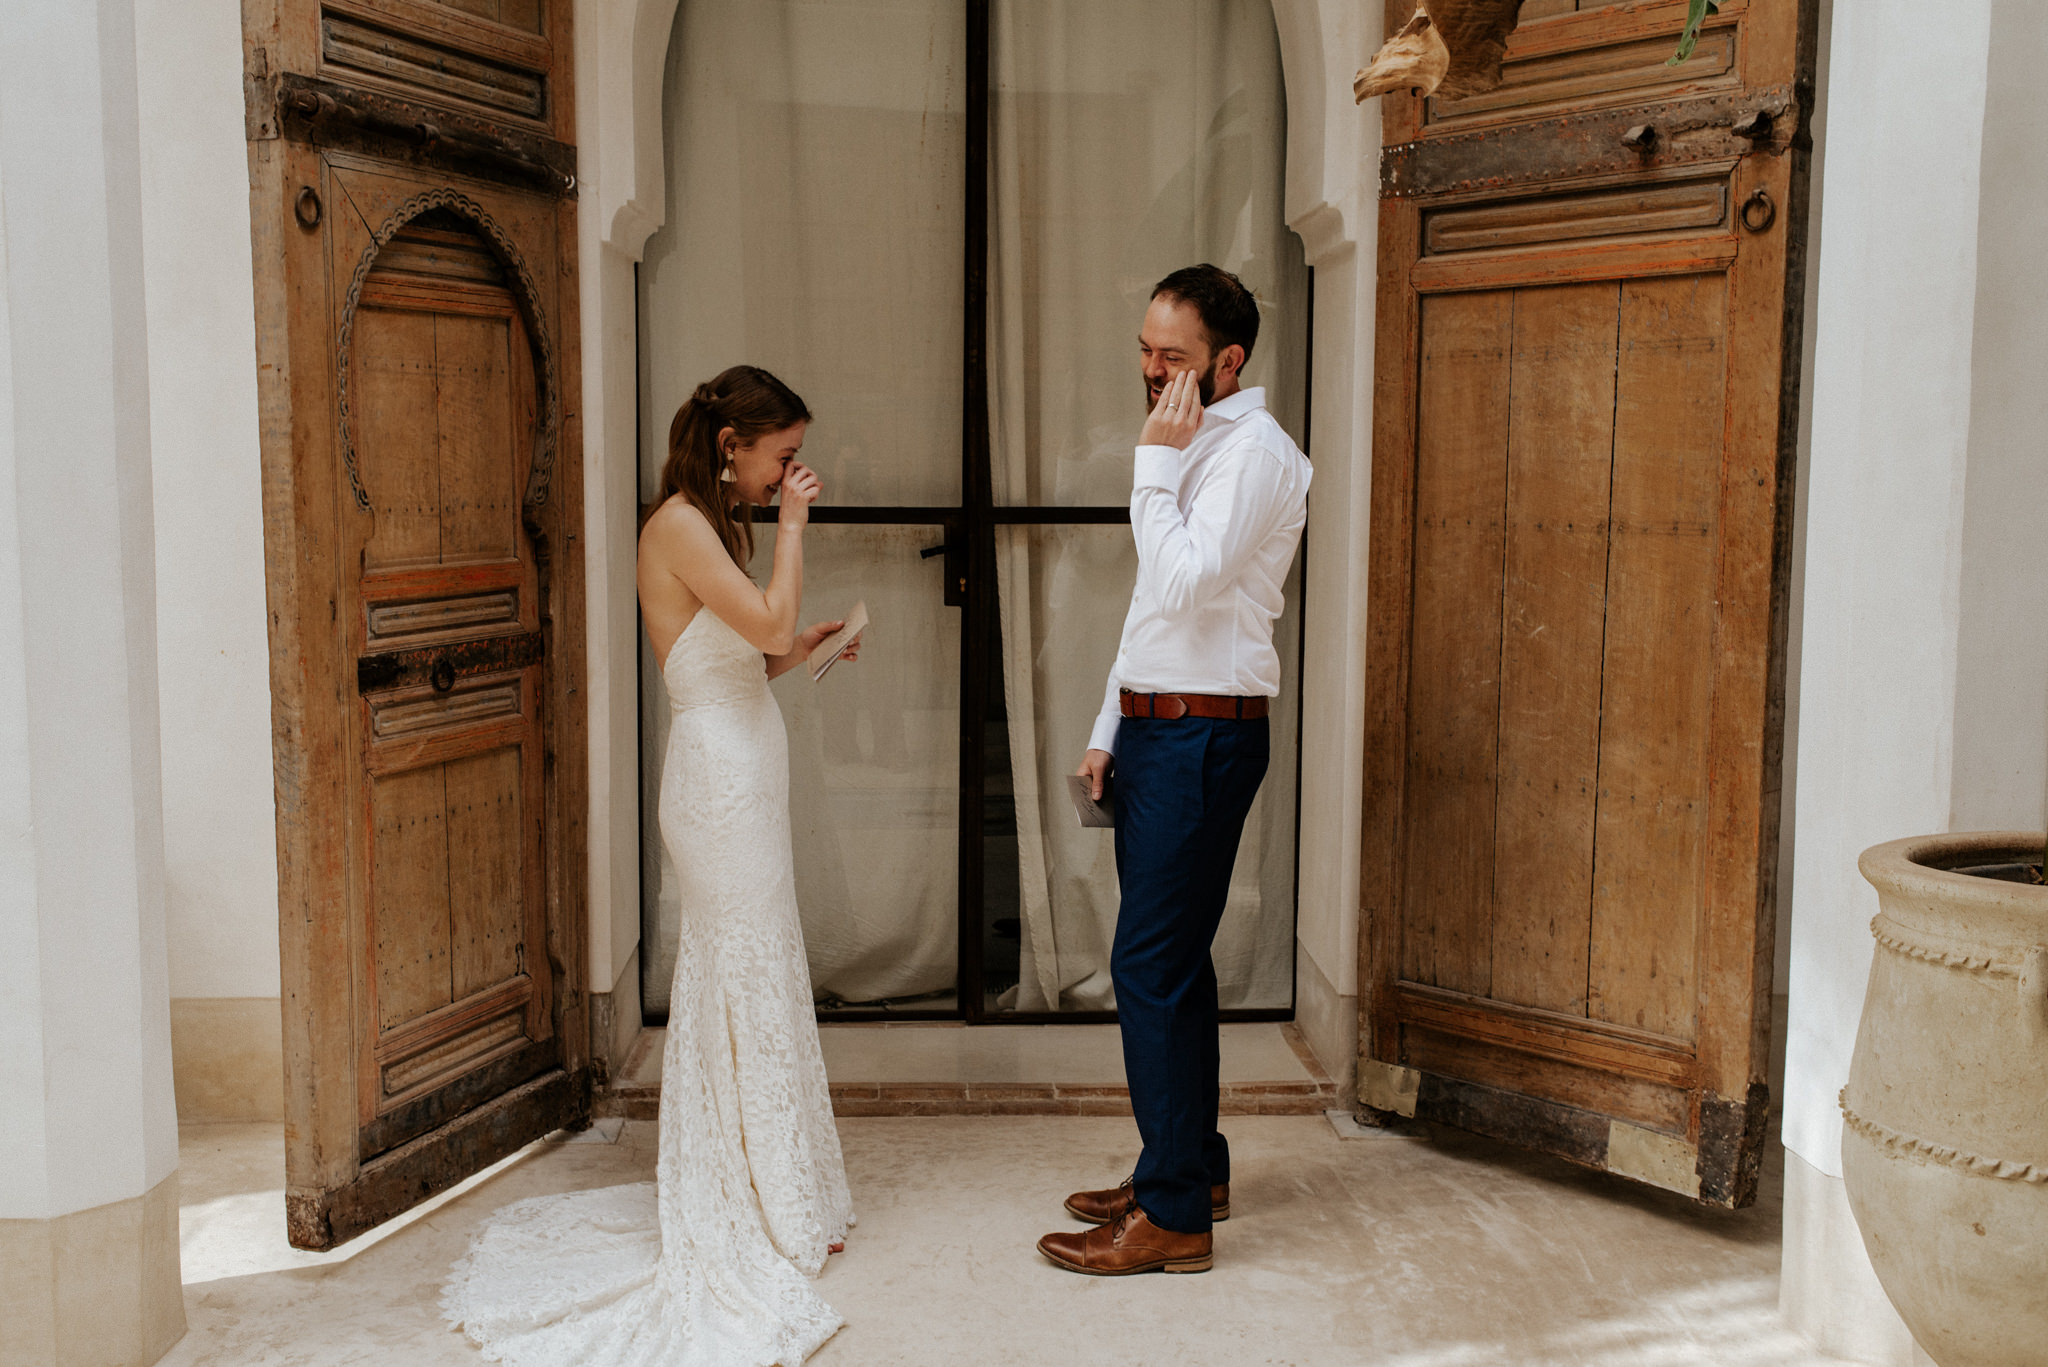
[720,453,737,483]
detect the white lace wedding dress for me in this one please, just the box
[443,608,854,1366]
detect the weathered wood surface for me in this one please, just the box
[245,0,586,1249]
[1401,290,1510,998]
[1358,0,1814,1208]
[1490,280,1613,1018]
[1589,273,1725,1042]
[290,1067,588,1251]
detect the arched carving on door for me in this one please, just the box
[334,187,562,516]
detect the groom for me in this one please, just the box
[1038,264,1312,1276]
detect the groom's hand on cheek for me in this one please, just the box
[1139,369,1204,450]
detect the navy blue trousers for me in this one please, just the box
[1111,714,1270,1234]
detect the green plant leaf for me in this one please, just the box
[1668,0,1720,66]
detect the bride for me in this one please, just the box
[443,365,856,1366]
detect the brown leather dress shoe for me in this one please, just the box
[1064,1177,1229,1225]
[1037,1206,1213,1275]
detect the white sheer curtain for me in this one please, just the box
[638,0,965,1014]
[989,0,1310,1011]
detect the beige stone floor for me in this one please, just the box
[164,1112,1842,1367]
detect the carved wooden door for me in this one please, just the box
[1358,0,1814,1205]
[241,0,587,1248]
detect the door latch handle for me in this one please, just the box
[921,541,967,606]
[1621,123,1658,153]
[1732,109,1774,141]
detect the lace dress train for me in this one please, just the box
[443,609,853,1366]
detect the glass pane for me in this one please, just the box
[988,0,1311,506]
[641,524,960,1018]
[985,523,1299,1014]
[639,0,966,507]
[770,525,959,1010]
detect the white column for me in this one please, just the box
[575,0,683,1069]
[1277,0,1378,1093]
[0,0,186,1361]
[133,0,283,1125]
[1780,0,2047,1359]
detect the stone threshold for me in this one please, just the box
[596,1023,1339,1120]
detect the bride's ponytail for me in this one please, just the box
[656,365,812,568]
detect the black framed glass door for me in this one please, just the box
[639,0,1310,1026]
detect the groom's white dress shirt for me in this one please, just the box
[1088,385,1312,757]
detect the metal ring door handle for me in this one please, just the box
[1741,188,1777,234]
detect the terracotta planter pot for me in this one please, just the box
[1844,832,2048,1367]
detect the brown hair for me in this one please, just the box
[1152,263,1260,365]
[656,365,813,567]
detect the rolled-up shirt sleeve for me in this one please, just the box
[1130,440,1285,617]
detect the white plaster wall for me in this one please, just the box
[575,0,680,1006]
[0,0,180,1216]
[0,132,53,1219]
[134,0,279,1003]
[1275,0,1376,1020]
[1950,0,2048,835]
[1781,0,1995,1181]
[1770,0,1832,999]
[1777,0,2048,1359]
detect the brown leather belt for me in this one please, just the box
[1119,688,1269,721]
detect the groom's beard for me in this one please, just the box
[1143,359,1221,414]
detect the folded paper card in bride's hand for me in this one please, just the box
[807,601,868,683]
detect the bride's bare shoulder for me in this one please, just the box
[639,496,719,560]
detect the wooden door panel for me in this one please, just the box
[1427,24,1740,128]
[446,744,529,996]
[1588,273,1726,1040]
[245,0,585,1250]
[433,314,522,561]
[354,308,445,566]
[1401,291,1511,996]
[367,743,538,1027]
[1429,0,1749,131]
[319,0,557,136]
[430,0,544,35]
[348,226,555,1168]
[370,763,458,1032]
[1360,0,1813,1207]
[1423,178,1729,255]
[1491,280,1616,1018]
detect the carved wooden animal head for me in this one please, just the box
[1355,1,1527,104]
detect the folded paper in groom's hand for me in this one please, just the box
[1067,773,1115,829]
[807,600,868,683]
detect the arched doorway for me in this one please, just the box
[633,0,1314,1024]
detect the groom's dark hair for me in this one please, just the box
[1151,264,1260,365]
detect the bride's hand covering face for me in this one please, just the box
[722,423,815,515]
[773,460,822,529]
